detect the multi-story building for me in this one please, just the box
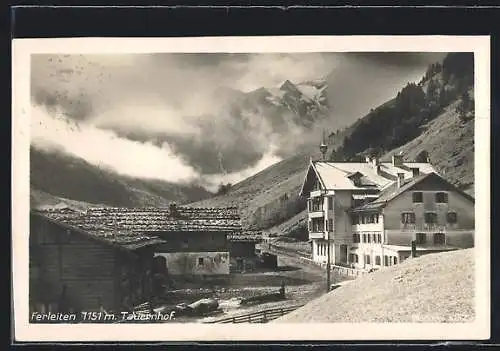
[299,152,475,271]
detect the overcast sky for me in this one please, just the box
[30,52,446,190]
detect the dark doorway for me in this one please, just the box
[339,245,348,264]
[152,256,168,296]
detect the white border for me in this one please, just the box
[12,35,491,342]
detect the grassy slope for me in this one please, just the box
[275,248,474,323]
[189,152,313,228]
[383,98,474,195]
[30,147,212,209]
[30,189,103,211]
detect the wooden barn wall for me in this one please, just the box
[229,242,256,258]
[114,248,155,310]
[30,214,117,313]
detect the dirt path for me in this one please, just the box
[175,252,335,323]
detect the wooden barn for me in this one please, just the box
[29,208,166,317]
[227,231,263,272]
[83,204,243,283]
[29,204,244,315]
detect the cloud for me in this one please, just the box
[31,105,200,184]
[30,103,284,190]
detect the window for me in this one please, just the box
[377,234,382,243]
[447,212,457,224]
[384,255,389,266]
[367,234,372,243]
[433,233,446,245]
[393,257,398,265]
[310,197,323,212]
[375,256,381,265]
[412,192,423,203]
[416,233,427,245]
[353,234,360,243]
[316,243,319,255]
[401,212,416,224]
[328,219,333,232]
[435,192,448,203]
[365,255,371,264]
[362,234,366,243]
[198,258,204,266]
[425,212,438,224]
[311,218,324,232]
[328,197,334,210]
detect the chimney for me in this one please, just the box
[397,173,405,188]
[411,167,420,177]
[392,153,404,167]
[169,202,179,218]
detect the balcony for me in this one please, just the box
[309,231,325,240]
[308,211,324,219]
[310,190,323,198]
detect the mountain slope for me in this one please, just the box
[275,249,474,323]
[188,151,314,229]
[30,147,212,209]
[384,98,474,195]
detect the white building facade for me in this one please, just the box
[300,154,474,271]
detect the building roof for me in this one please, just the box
[33,208,167,251]
[33,206,243,251]
[227,231,263,243]
[300,160,436,195]
[350,172,475,212]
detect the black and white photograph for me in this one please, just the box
[12,36,490,341]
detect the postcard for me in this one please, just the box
[12,35,491,342]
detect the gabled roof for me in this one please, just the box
[350,172,475,212]
[33,206,243,251]
[227,230,263,243]
[32,208,167,251]
[300,159,437,196]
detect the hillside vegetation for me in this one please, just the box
[189,152,313,229]
[275,249,475,323]
[190,53,475,234]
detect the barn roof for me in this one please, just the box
[33,206,243,251]
[227,231,263,243]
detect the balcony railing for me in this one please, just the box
[308,231,325,239]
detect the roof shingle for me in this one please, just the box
[34,206,243,250]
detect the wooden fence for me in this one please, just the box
[204,305,304,324]
[263,243,369,278]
